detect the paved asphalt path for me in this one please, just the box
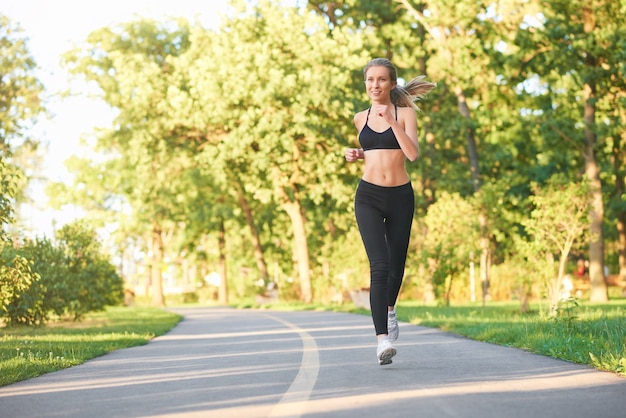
[0,307,624,418]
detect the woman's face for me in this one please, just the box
[365,66,396,102]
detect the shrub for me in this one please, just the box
[55,221,124,320]
[0,222,124,325]
[16,237,69,320]
[0,247,42,325]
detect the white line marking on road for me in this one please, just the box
[265,314,320,418]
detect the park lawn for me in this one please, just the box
[398,299,626,377]
[0,306,182,387]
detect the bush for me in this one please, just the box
[55,221,124,320]
[16,237,69,320]
[0,222,124,325]
[0,247,42,325]
[418,192,481,306]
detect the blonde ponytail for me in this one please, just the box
[392,76,437,111]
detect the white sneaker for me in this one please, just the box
[387,311,399,342]
[377,338,397,366]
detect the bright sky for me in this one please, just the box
[2,0,228,237]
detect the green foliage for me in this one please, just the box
[0,14,46,215]
[61,18,201,305]
[15,238,68,318]
[58,1,373,303]
[0,250,40,325]
[0,222,123,325]
[523,178,590,254]
[54,221,124,319]
[0,157,19,241]
[33,0,626,307]
[0,14,45,155]
[193,2,370,300]
[521,178,590,313]
[419,192,481,304]
[553,297,580,327]
[0,156,40,325]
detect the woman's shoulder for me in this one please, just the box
[396,105,415,113]
[354,108,369,118]
[396,105,417,119]
[353,109,369,126]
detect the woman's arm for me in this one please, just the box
[395,108,419,161]
[374,105,419,161]
[345,111,366,162]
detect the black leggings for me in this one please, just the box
[355,179,414,336]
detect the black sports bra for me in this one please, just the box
[358,106,401,151]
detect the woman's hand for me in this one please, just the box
[345,148,362,162]
[373,104,394,124]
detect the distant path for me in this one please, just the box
[0,307,624,417]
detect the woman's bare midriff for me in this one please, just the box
[362,149,410,187]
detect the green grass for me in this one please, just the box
[0,306,182,387]
[398,299,626,377]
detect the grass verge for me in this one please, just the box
[0,306,182,387]
[399,299,626,377]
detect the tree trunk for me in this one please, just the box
[455,86,490,303]
[282,196,312,303]
[182,257,190,289]
[235,183,269,281]
[217,218,228,305]
[583,82,608,302]
[612,132,626,280]
[478,210,491,306]
[551,242,574,315]
[454,86,480,191]
[151,223,164,306]
[618,216,626,280]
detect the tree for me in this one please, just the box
[0,23,47,320]
[419,191,480,305]
[0,14,46,232]
[0,14,44,156]
[0,157,18,241]
[521,179,589,315]
[511,0,626,302]
[184,1,368,302]
[61,18,197,306]
[0,156,38,325]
